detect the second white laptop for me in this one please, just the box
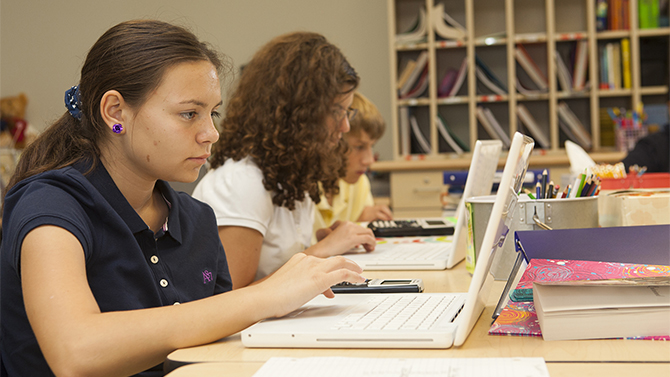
[343,140,503,270]
[241,133,534,349]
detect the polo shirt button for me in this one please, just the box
[150,255,159,264]
[173,302,180,305]
[160,279,168,287]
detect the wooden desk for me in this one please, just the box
[165,361,670,377]
[165,262,670,373]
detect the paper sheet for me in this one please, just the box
[252,357,550,377]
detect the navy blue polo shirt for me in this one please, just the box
[0,160,232,376]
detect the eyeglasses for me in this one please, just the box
[332,106,358,123]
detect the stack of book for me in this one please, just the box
[555,41,590,93]
[596,0,632,31]
[397,51,429,99]
[558,101,592,150]
[437,57,467,98]
[431,3,466,41]
[599,38,632,90]
[395,7,427,45]
[476,106,510,148]
[475,56,507,96]
[514,44,548,93]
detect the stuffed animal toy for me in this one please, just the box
[0,92,35,148]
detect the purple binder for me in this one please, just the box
[514,224,670,266]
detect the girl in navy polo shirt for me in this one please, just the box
[0,20,364,377]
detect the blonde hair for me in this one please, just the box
[349,91,385,140]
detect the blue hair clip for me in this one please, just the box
[65,85,82,120]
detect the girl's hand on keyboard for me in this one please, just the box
[259,253,365,318]
[309,221,376,258]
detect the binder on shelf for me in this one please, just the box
[475,56,507,95]
[555,52,573,92]
[612,42,621,89]
[603,42,622,89]
[397,60,417,90]
[572,40,589,91]
[608,0,631,30]
[409,115,430,154]
[514,44,548,91]
[399,106,410,156]
[432,3,466,41]
[438,69,458,97]
[438,57,468,97]
[476,106,510,148]
[599,44,609,89]
[515,78,545,97]
[639,0,660,29]
[401,65,429,99]
[398,51,428,98]
[516,104,549,149]
[596,0,608,31]
[557,102,592,149]
[436,115,468,154]
[621,38,631,89]
[395,7,427,45]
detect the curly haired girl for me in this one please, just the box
[194,32,376,288]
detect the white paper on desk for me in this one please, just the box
[252,357,550,377]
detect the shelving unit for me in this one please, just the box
[382,0,668,217]
[387,0,669,159]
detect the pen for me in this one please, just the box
[540,169,548,199]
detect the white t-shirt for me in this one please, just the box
[192,156,314,280]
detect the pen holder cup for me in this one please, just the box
[464,194,599,280]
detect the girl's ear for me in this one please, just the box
[100,90,128,134]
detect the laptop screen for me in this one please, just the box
[454,132,534,346]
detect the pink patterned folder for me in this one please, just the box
[489,258,670,340]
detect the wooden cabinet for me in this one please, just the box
[390,170,446,218]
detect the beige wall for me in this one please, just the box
[0,0,393,161]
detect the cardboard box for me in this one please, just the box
[599,189,670,227]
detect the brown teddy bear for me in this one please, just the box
[1,92,35,149]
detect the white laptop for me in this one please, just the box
[343,140,503,270]
[242,133,534,349]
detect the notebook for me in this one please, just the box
[241,133,534,349]
[343,140,503,270]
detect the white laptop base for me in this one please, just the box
[242,293,467,348]
[344,239,452,270]
[344,140,503,271]
[242,134,534,349]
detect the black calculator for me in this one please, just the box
[367,218,455,237]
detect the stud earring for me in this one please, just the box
[112,124,123,134]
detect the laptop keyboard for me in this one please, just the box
[332,294,457,331]
[356,243,449,261]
